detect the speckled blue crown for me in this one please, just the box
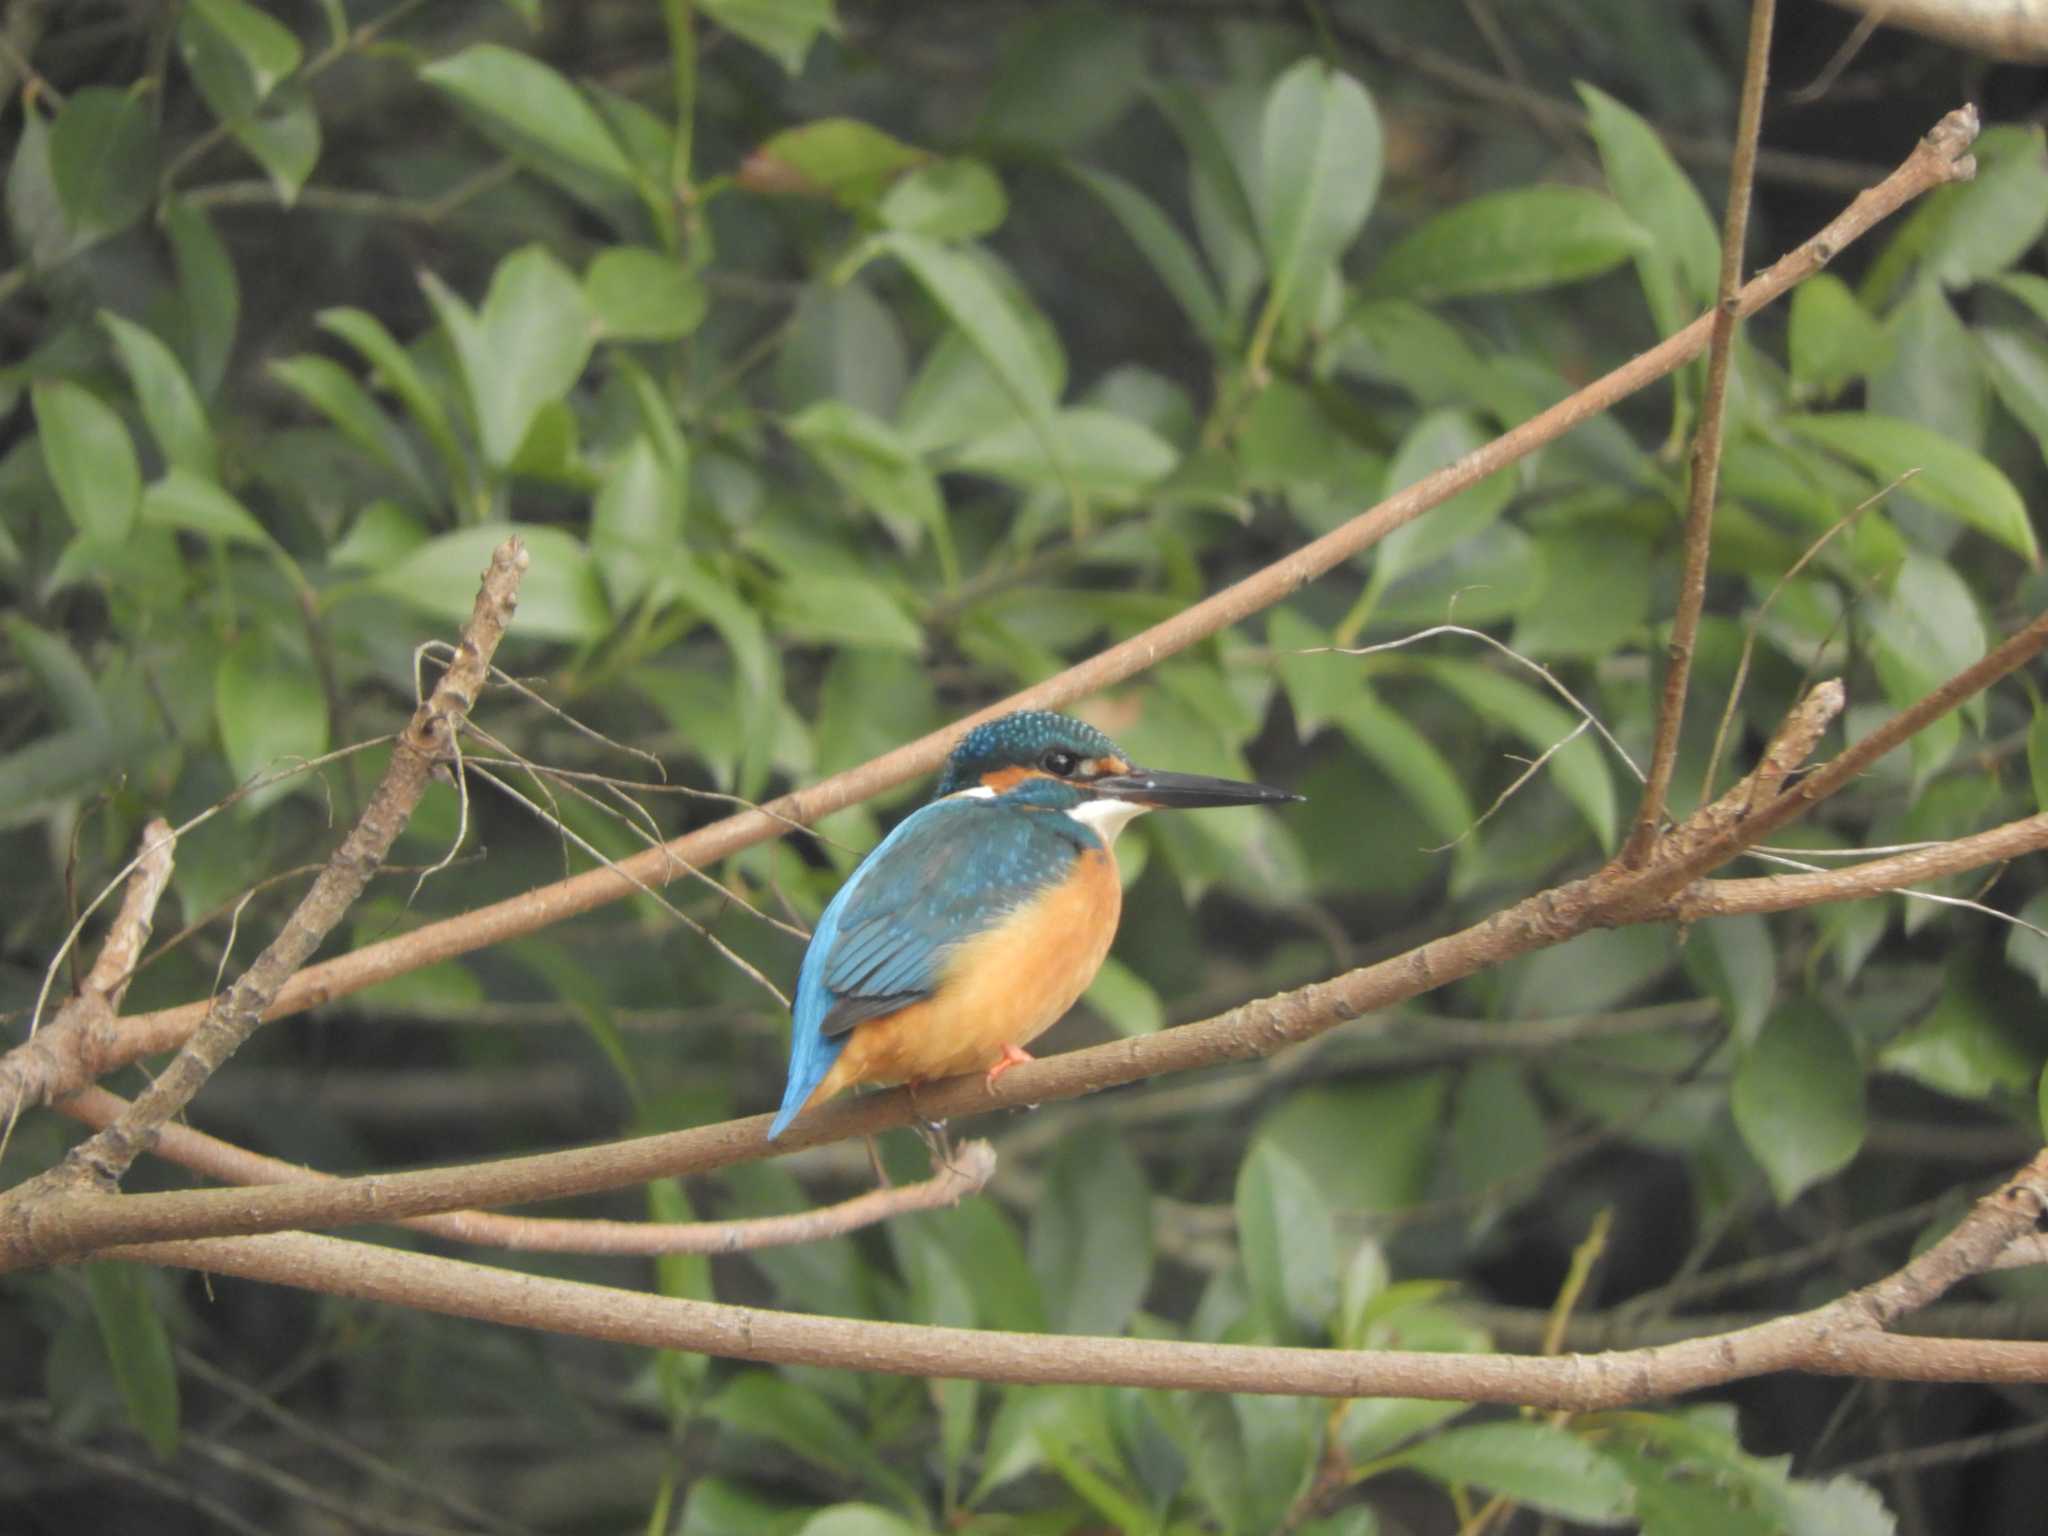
[936,711,1124,796]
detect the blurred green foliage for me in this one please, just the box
[4,2,2048,1531]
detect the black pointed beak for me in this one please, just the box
[1088,768,1303,810]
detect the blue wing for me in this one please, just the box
[769,795,1087,1137]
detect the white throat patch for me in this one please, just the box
[1066,796,1150,844]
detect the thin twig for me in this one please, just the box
[1625,0,1778,866]
[57,1083,993,1255]
[93,108,1984,1080]
[0,541,528,1261]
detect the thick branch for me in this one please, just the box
[34,655,2048,1266]
[1625,0,1776,865]
[0,540,527,1255]
[77,107,1981,1093]
[99,1148,2048,1408]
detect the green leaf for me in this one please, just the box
[100,312,218,479]
[585,246,707,340]
[1256,59,1381,320]
[4,618,106,731]
[2030,705,2048,813]
[7,111,81,270]
[1151,80,1265,319]
[1683,914,1776,1049]
[1980,326,2048,466]
[1918,124,2048,291]
[1883,970,2038,1099]
[746,117,925,205]
[878,158,1007,240]
[85,1264,181,1459]
[772,572,921,653]
[421,44,638,191]
[317,307,466,494]
[1872,282,1983,447]
[179,9,321,202]
[49,87,157,241]
[869,232,1065,491]
[700,0,834,73]
[590,436,683,610]
[1605,1406,1894,1536]
[1261,1076,1449,1212]
[1336,687,1476,851]
[707,1373,917,1508]
[1786,412,2037,563]
[1067,164,1224,339]
[1788,274,1890,399]
[424,247,596,470]
[1404,1422,1635,1526]
[1367,409,1514,594]
[795,1508,924,1536]
[187,0,302,98]
[1448,1061,1546,1220]
[786,400,952,576]
[375,525,610,643]
[32,380,140,543]
[1237,1140,1337,1341]
[1511,526,1652,659]
[140,469,271,549]
[1733,1001,1866,1204]
[269,354,427,495]
[1369,186,1650,301]
[330,498,427,572]
[1029,1124,1151,1335]
[216,630,329,810]
[165,199,239,399]
[1581,84,1717,287]
[976,4,1145,153]
[950,407,1177,501]
[1082,955,1163,1036]
[1423,658,1616,848]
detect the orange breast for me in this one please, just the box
[805,846,1122,1109]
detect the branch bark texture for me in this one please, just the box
[0,539,528,1254]
[72,106,1980,1094]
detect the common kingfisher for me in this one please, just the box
[769,710,1300,1138]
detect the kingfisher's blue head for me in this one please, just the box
[934,710,1301,838]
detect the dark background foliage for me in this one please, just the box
[3,1,2048,1531]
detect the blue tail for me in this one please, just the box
[768,1018,843,1139]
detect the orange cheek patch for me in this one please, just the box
[978,764,1035,793]
[805,848,1123,1108]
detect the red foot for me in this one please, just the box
[984,1043,1034,1092]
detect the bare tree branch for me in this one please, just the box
[57,1084,995,1255]
[55,107,1977,1106]
[1625,0,1777,865]
[1,818,175,1147]
[95,1147,2048,1408]
[0,540,527,1252]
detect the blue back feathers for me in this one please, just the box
[770,713,1121,1138]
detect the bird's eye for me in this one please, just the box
[1041,748,1079,776]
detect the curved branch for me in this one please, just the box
[100,1147,2048,1409]
[58,1085,994,1255]
[27,660,2048,1269]
[76,107,1980,1099]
